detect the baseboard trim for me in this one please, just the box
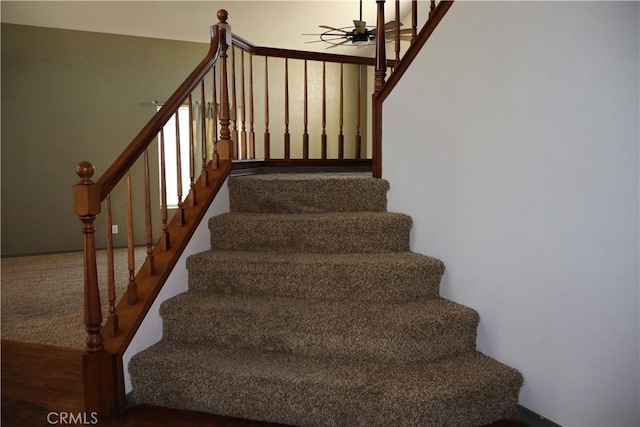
[517,405,562,427]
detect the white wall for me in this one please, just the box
[122,179,230,392]
[383,2,639,426]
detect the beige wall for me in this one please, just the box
[1,24,209,256]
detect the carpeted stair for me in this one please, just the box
[129,172,523,427]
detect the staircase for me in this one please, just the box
[129,172,523,427]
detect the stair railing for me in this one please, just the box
[73,10,235,416]
[226,36,392,167]
[372,0,455,177]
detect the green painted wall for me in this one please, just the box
[1,24,209,256]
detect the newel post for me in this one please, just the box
[73,162,116,416]
[217,9,232,161]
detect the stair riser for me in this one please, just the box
[186,257,443,303]
[229,175,390,213]
[161,307,478,364]
[209,213,412,253]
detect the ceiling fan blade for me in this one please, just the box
[353,20,367,34]
[384,20,403,31]
[326,39,351,49]
[305,37,346,44]
[319,25,349,33]
[385,28,414,35]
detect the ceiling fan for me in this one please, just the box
[303,0,414,49]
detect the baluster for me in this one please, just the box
[249,54,256,159]
[143,149,155,274]
[73,162,103,353]
[125,170,137,305]
[188,94,196,206]
[430,0,436,18]
[338,63,344,159]
[356,65,362,159]
[159,129,170,250]
[231,46,239,159]
[375,0,387,93]
[395,0,401,64]
[303,59,309,159]
[412,0,418,41]
[105,195,118,336]
[200,80,210,182]
[240,50,248,159]
[212,66,219,155]
[321,61,327,159]
[264,56,270,160]
[175,111,184,226]
[217,10,232,161]
[284,58,290,160]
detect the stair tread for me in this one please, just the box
[130,342,523,426]
[188,249,443,268]
[162,293,477,338]
[135,342,521,394]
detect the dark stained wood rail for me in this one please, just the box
[73,10,233,417]
[372,0,454,177]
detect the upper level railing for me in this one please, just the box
[73,1,453,418]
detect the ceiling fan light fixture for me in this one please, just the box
[352,32,374,46]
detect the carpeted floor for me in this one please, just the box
[1,247,146,348]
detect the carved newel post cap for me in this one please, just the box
[76,161,95,183]
[217,9,228,23]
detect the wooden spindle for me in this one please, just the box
[212,66,219,160]
[187,94,196,207]
[412,0,418,41]
[338,63,344,159]
[73,161,103,353]
[125,170,137,305]
[264,56,270,160]
[105,195,118,336]
[375,0,387,93]
[143,149,154,275]
[284,58,290,160]
[231,46,239,159]
[217,10,232,161]
[356,65,362,159]
[248,54,256,159]
[174,111,184,226]
[200,80,210,181]
[430,0,436,18]
[303,59,309,159]
[159,129,170,251]
[321,61,327,159]
[395,0,401,63]
[240,50,248,159]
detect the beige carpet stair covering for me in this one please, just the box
[129,173,523,427]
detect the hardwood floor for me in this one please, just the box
[1,340,529,427]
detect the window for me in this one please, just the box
[158,105,191,209]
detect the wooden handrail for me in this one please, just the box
[232,33,397,68]
[372,0,454,177]
[97,24,222,201]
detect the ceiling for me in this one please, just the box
[0,1,415,56]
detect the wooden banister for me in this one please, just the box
[372,0,454,177]
[74,10,232,417]
[96,24,222,200]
